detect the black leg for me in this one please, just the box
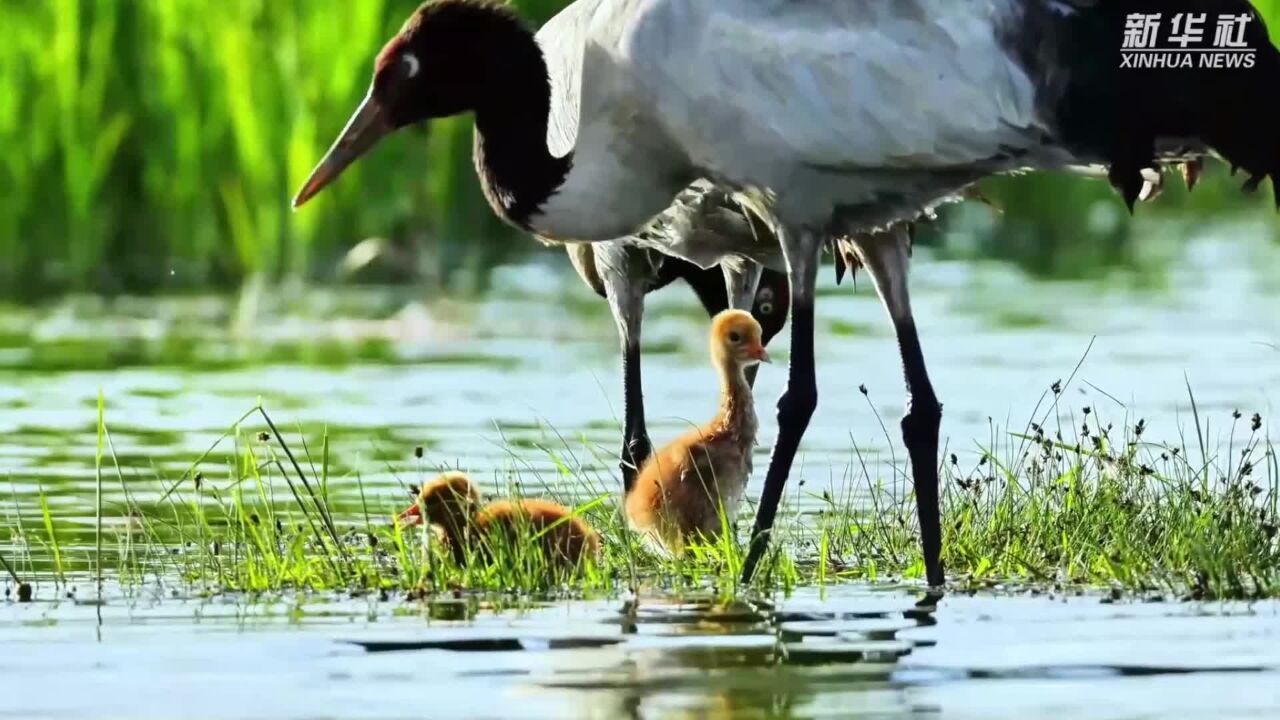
[620,339,651,494]
[741,229,821,584]
[848,228,944,587]
[597,243,657,496]
[896,319,944,587]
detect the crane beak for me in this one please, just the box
[396,504,423,528]
[293,94,392,209]
[746,344,771,364]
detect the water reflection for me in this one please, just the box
[3,585,1280,718]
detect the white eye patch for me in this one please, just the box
[403,53,421,78]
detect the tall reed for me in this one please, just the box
[0,0,1277,297]
[0,0,568,297]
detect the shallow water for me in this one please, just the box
[2,221,1280,717]
[3,586,1280,719]
[2,223,1278,533]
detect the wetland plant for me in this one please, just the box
[1,391,1276,602]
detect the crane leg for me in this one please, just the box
[600,244,655,495]
[741,227,821,584]
[847,227,945,587]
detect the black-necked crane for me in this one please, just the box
[626,309,768,553]
[295,0,1280,588]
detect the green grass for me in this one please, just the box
[822,405,1280,600]
[0,0,569,298]
[3,389,1278,603]
[2,1,1280,297]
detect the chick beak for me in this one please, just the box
[747,344,771,364]
[396,504,423,528]
[293,94,393,209]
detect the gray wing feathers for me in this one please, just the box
[631,0,1042,173]
[632,181,783,269]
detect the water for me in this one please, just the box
[3,223,1278,526]
[3,586,1279,719]
[2,222,1280,717]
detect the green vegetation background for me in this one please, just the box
[2,0,1278,298]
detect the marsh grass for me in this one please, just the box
[818,394,1280,600]
[2,390,1278,603]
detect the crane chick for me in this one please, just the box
[398,472,599,570]
[625,310,768,552]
